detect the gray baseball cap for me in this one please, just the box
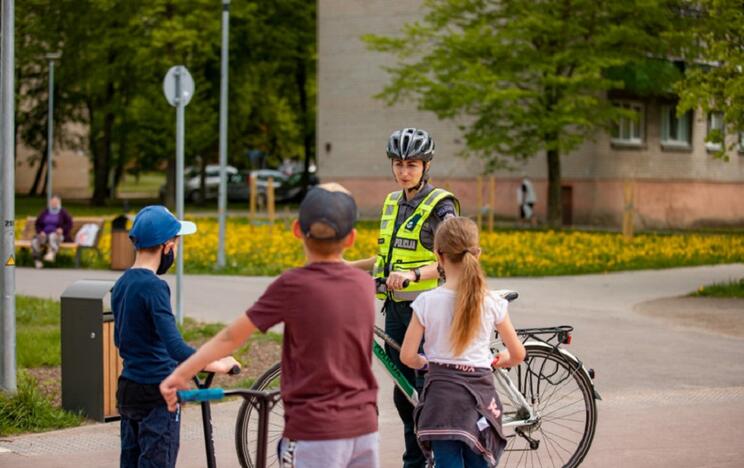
[298,186,357,240]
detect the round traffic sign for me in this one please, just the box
[163,65,195,107]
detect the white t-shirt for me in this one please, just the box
[412,287,508,368]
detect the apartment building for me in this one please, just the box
[317,0,744,228]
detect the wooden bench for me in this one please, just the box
[16,216,105,267]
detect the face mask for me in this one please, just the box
[156,245,175,275]
[49,206,61,215]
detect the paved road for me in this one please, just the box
[2,263,743,467]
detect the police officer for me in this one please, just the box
[349,128,459,468]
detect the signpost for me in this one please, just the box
[217,0,230,269]
[1,0,16,393]
[163,65,194,325]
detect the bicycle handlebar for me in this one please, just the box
[375,277,410,294]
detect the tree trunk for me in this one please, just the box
[112,159,124,200]
[28,151,47,196]
[92,104,114,206]
[546,148,562,227]
[87,101,104,206]
[165,158,176,209]
[112,77,132,200]
[295,56,312,194]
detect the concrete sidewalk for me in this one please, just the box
[2,263,744,467]
[12,263,744,324]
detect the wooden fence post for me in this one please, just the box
[488,176,496,232]
[476,176,483,229]
[623,180,635,239]
[249,174,257,223]
[267,176,276,225]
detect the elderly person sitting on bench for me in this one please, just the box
[32,195,73,269]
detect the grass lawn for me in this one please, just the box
[15,196,155,219]
[15,195,270,219]
[1,295,281,436]
[116,172,166,196]
[691,278,744,298]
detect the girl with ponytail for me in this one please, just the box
[401,217,525,467]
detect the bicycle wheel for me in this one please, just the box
[499,344,597,468]
[235,362,284,468]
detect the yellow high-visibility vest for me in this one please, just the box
[374,188,459,301]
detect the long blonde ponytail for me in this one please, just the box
[433,217,487,356]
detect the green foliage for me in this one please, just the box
[691,278,744,298]
[605,59,684,97]
[0,371,83,436]
[363,0,684,223]
[15,0,316,204]
[676,0,744,160]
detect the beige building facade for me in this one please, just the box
[317,0,744,228]
[15,123,90,199]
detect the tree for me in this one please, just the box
[676,0,744,159]
[15,0,317,207]
[364,0,683,225]
[14,0,80,197]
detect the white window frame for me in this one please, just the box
[611,101,644,146]
[661,104,692,149]
[705,111,724,152]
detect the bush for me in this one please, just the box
[0,371,83,436]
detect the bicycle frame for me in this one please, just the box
[372,322,596,432]
[494,368,536,428]
[373,326,419,405]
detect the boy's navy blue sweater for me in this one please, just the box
[112,268,195,385]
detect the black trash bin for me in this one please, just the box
[61,280,121,422]
[111,214,135,270]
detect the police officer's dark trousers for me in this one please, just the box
[384,299,427,468]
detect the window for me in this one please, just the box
[705,112,724,152]
[739,132,744,154]
[611,102,644,145]
[661,105,692,149]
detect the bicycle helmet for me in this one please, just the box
[386,128,435,162]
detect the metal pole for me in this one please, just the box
[46,58,54,205]
[216,0,230,269]
[175,67,184,325]
[1,0,17,393]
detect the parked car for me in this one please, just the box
[249,169,320,204]
[159,165,319,204]
[159,165,245,203]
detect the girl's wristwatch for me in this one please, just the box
[413,267,422,282]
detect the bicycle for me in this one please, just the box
[234,280,600,468]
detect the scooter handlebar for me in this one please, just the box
[178,388,225,403]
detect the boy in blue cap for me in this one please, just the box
[113,205,238,468]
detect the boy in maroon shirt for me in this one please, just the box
[160,183,379,467]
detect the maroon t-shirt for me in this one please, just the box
[246,262,378,440]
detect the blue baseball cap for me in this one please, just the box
[129,205,197,249]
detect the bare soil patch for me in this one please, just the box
[24,338,281,414]
[635,297,744,338]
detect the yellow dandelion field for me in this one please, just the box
[16,218,744,277]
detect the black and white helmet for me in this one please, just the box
[386,128,435,162]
